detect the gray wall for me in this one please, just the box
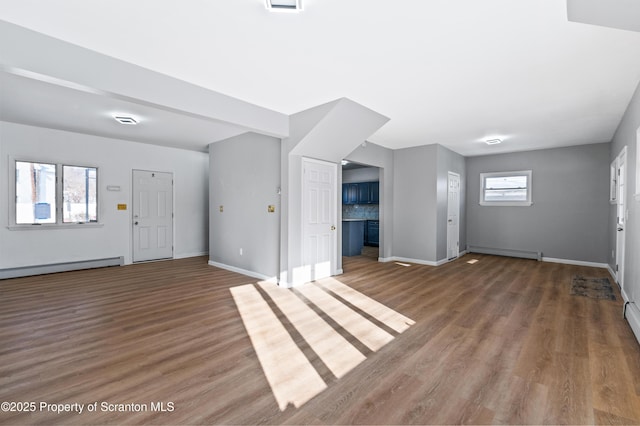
[436,145,467,261]
[342,167,379,183]
[209,132,281,278]
[466,143,610,263]
[610,80,640,303]
[392,145,438,262]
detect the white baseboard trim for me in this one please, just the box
[0,256,124,280]
[336,269,344,275]
[625,302,640,346]
[379,252,468,267]
[207,261,277,283]
[622,287,630,304]
[379,256,438,267]
[175,251,209,260]
[607,264,618,284]
[541,257,608,269]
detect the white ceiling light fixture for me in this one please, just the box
[485,138,502,145]
[266,0,302,12]
[113,114,138,125]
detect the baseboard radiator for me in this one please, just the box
[0,256,124,280]
[467,245,541,261]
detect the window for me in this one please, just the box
[16,161,57,224]
[63,166,98,223]
[12,160,99,227]
[480,170,532,206]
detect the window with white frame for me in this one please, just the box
[13,160,98,226]
[480,170,532,206]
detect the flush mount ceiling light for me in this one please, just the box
[485,138,502,145]
[113,115,138,125]
[266,0,302,12]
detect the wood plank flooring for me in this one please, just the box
[1,254,639,425]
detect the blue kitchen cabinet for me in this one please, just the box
[369,182,379,204]
[342,183,358,205]
[357,182,370,203]
[366,220,379,246]
[342,181,379,204]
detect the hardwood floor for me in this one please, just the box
[1,254,639,425]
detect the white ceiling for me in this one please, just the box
[1,0,640,156]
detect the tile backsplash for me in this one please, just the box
[343,204,379,220]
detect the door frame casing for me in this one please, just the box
[614,147,627,288]
[131,169,175,263]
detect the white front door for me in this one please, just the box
[615,148,627,288]
[302,158,337,281]
[132,170,174,262]
[447,172,460,260]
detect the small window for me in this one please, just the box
[16,161,57,224]
[63,165,98,223]
[480,170,532,206]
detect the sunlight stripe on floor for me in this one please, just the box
[296,283,394,351]
[230,284,326,410]
[315,278,416,333]
[258,282,366,379]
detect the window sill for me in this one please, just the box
[479,201,533,207]
[7,223,105,231]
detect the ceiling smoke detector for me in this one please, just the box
[266,0,302,12]
[113,115,138,125]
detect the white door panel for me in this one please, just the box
[133,170,174,262]
[303,158,337,282]
[447,172,460,260]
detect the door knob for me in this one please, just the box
[331,225,336,231]
[618,227,623,231]
[134,221,139,225]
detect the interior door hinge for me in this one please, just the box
[616,264,619,272]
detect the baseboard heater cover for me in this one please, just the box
[467,245,541,261]
[0,256,124,280]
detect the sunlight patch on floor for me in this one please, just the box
[295,283,394,351]
[258,282,366,379]
[315,278,416,333]
[231,278,416,411]
[230,284,327,410]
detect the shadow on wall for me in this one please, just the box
[230,278,415,410]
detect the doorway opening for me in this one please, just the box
[341,161,381,266]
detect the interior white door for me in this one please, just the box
[302,158,337,281]
[132,170,174,262]
[447,172,460,260]
[616,148,627,288]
